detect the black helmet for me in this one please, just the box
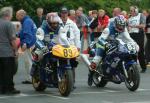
[114,15,126,32]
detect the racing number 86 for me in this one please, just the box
[63,49,72,57]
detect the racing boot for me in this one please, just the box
[88,62,97,86]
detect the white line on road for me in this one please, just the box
[123,102,150,103]
[72,88,150,95]
[137,88,150,91]
[0,93,70,100]
[72,90,119,95]
[46,95,70,100]
[99,101,113,103]
[0,88,150,99]
[0,93,45,99]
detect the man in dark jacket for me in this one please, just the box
[33,8,45,28]
[143,10,150,64]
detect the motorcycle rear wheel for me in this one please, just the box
[32,76,46,91]
[125,64,140,91]
[58,69,73,97]
[31,65,46,91]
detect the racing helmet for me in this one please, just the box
[114,15,126,32]
[46,12,60,29]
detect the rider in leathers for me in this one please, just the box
[86,15,139,86]
[35,12,60,45]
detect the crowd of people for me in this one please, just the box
[0,5,150,95]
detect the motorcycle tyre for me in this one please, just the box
[125,64,140,91]
[58,69,73,97]
[92,72,108,87]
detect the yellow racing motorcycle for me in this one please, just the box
[31,41,79,96]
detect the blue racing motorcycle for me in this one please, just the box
[30,39,79,96]
[89,38,140,91]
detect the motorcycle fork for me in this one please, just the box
[57,59,71,82]
[57,59,61,82]
[122,61,128,79]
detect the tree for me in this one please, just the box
[0,0,149,18]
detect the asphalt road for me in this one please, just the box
[0,61,150,103]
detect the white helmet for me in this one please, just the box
[46,12,60,23]
[36,28,44,40]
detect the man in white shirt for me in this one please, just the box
[128,6,146,73]
[59,7,81,88]
[59,7,81,50]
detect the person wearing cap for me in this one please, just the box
[59,7,81,89]
[59,7,80,49]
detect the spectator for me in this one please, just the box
[16,9,37,83]
[88,10,93,21]
[91,10,98,18]
[78,6,83,13]
[142,10,148,17]
[0,7,20,94]
[108,7,121,27]
[33,7,45,28]
[121,10,128,20]
[59,7,80,89]
[89,9,109,42]
[89,8,119,43]
[113,7,121,17]
[128,6,146,73]
[89,10,98,42]
[76,8,89,53]
[69,9,76,23]
[97,9,109,34]
[76,9,89,30]
[143,9,150,64]
[59,7,80,49]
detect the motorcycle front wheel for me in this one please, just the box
[93,72,108,87]
[58,69,73,97]
[125,64,140,91]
